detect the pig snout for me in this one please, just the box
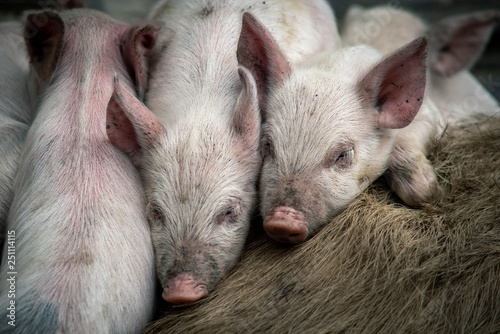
[162,272,209,305]
[264,206,309,244]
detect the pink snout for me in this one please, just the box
[162,272,208,305]
[263,206,309,244]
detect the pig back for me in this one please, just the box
[0,69,155,334]
[146,0,340,122]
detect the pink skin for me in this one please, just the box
[162,273,209,305]
[264,207,308,244]
[0,10,159,333]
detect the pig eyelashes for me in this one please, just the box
[323,147,355,170]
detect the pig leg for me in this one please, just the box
[386,102,443,207]
[387,146,441,207]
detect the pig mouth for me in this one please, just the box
[162,272,209,305]
[263,206,309,244]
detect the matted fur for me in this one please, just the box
[143,115,500,333]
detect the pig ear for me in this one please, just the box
[237,11,291,119]
[24,11,65,83]
[120,23,161,101]
[428,10,499,77]
[233,66,260,151]
[360,36,428,129]
[107,74,165,167]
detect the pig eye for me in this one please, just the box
[261,136,275,159]
[218,206,238,224]
[150,205,166,227]
[325,147,354,169]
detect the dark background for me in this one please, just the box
[1,0,499,99]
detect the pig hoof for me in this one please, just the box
[162,273,209,305]
[264,206,309,244]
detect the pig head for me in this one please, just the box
[107,65,261,304]
[238,13,428,243]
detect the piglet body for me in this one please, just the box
[107,0,341,304]
[0,9,158,333]
[341,6,500,122]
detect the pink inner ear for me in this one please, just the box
[106,98,141,160]
[106,75,166,166]
[362,36,428,129]
[24,12,65,82]
[233,66,260,152]
[237,12,291,116]
[120,24,160,100]
[429,10,500,77]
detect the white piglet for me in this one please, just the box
[342,6,500,122]
[238,13,438,243]
[0,9,158,333]
[106,0,341,304]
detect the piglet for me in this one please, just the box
[0,22,32,251]
[341,6,500,122]
[0,9,158,333]
[238,13,436,243]
[106,0,341,305]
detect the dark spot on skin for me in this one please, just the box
[179,195,188,204]
[106,125,110,129]
[406,100,409,103]
[113,123,118,127]
[199,4,214,17]
[440,45,451,53]
[263,1,266,4]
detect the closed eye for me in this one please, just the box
[217,204,240,225]
[324,146,354,169]
[336,148,353,164]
